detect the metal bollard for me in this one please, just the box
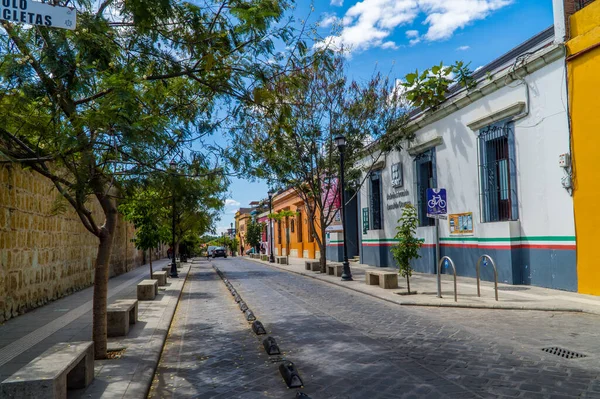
[437,256,458,302]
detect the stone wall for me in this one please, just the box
[0,164,159,323]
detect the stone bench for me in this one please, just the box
[107,299,138,337]
[162,266,171,273]
[0,341,94,398]
[305,261,320,272]
[260,254,269,261]
[275,256,288,265]
[137,279,159,300]
[152,271,168,286]
[365,270,398,289]
[326,263,343,277]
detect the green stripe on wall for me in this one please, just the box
[362,236,575,243]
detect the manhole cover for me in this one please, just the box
[542,347,587,359]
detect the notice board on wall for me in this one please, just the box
[449,212,474,235]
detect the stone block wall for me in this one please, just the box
[0,164,157,323]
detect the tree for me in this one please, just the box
[119,188,169,279]
[229,49,409,271]
[246,219,264,253]
[403,61,476,111]
[0,0,300,359]
[390,204,423,294]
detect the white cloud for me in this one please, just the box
[456,45,470,51]
[319,0,513,53]
[405,30,419,38]
[331,0,344,6]
[321,13,340,28]
[225,199,241,207]
[381,41,399,50]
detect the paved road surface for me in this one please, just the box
[151,257,600,399]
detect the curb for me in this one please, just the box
[141,262,192,399]
[244,257,589,315]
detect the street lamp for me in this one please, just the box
[334,135,353,281]
[268,189,275,263]
[169,160,179,278]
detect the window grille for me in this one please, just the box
[414,148,437,227]
[577,0,595,11]
[297,213,303,242]
[478,123,518,222]
[369,170,383,230]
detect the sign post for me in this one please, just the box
[0,1,77,30]
[427,188,447,298]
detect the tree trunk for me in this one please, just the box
[406,275,411,294]
[149,250,153,279]
[318,223,327,273]
[92,196,118,360]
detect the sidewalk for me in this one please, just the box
[0,257,190,398]
[244,256,600,315]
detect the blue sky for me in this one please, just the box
[216,0,555,234]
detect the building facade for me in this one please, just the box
[564,0,600,295]
[271,188,321,260]
[353,27,577,291]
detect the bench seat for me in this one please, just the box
[365,270,398,289]
[107,299,139,337]
[305,261,321,272]
[326,263,343,277]
[275,256,288,265]
[152,271,168,286]
[0,341,94,399]
[137,279,159,300]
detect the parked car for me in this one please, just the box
[206,246,217,258]
[213,247,227,258]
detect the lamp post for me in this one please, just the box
[334,135,352,281]
[169,160,179,278]
[268,190,275,263]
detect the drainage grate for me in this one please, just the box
[542,347,587,359]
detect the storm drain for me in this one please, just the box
[542,347,587,359]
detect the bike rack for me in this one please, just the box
[437,256,458,302]
[476,254,498,301]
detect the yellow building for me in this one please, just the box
[565,0,600,294]
[234,208,253,255]
[271,189,322,260]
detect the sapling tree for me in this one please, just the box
[390,204,423,294]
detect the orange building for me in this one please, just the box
[271,189,322,260]
[234,208,253,255]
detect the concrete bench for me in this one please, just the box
[162,266,171,273]
[275,256,288,265]
[326,263,343,277]
[260,254,269,261]
[137,279,159,300]
[0,341,94,398]
[107,299,138,337]
[305,261,320,272]
[365,270,398,289]
[152,271,168,286]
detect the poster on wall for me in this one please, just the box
[449,212,474,235]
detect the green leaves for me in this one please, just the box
[402,60,477,112]
[390,204,423,279]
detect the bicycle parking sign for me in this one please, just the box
[427,188,447,219]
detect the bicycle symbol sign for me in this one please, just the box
[426,188,447,217]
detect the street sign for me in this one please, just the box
[0,0,77,30]
[426,188,447,219]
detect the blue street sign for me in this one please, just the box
[426,188,447,217]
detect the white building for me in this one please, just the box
[340,27,577,291]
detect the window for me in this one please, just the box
[478,122,518,222]
[290,219,295,233]
[414,148,437,227]
[369,170,383,230]
[277,221,282,244]
[297,213,303,242]
[392,162,403,187]
[308,214,314,242]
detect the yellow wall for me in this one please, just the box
[271,189,321,259]
[567,0,600,295]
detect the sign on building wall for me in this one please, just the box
[426,188,447,219]
[391,162,403,187]
[362,207,369,234]
[0,0,77,30]
[449,212,474,235]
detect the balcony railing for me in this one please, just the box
[577,0,596,10]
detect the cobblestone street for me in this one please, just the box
[152,258,600,398]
